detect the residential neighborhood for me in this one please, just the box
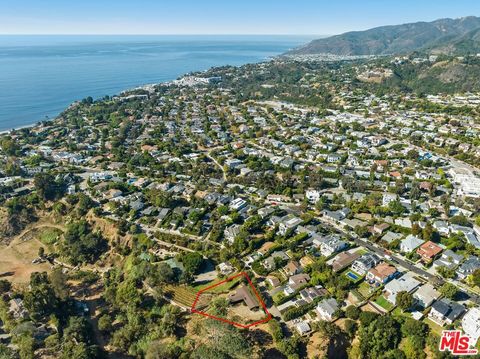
[2,42,480,359]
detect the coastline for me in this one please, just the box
[0,123,38,135]
[0,35,313,134]
[0,59,281,135]
[0,82,161,135]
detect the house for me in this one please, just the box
[288,273,310,289]
[413,284,440,309]
[320,236,348,257]
[462,307,480,344]
[382,193,398,207]
[375,160,388,172]
[224,224,241,244]
[263,251,289,271]
[305,189,321,204]
[8,298,28,319]
[284,261,303,276]
[316,298,339,321]
[465,232,480,250]
[416,241,443,263]
[299,255,315,268]
[284,273,311,296]
[228,286,259,310]
[322,208,350,224]
[266,276,281,288]
[384,273,421,305]
[258,241,275,256]
[225,158,243,169]
[395,217,413,229]
[258,206,275,219]
[130,198,145,211]
[400,235,424,253]
[381,231,403,245]
[342,218,366,229]
[157,208,170,222]
[278,214,303,235]
[327,153,342,163]
[351,253,381,275]
[429,299,466,326]
[218,262,235,276]
[457,256,480,279]
[331,250,361,272]
[229,198,247,211]
[366,263,398,285]
[299,286,327,302]
[433,220,450,236]
[432,249,464,270]
[295,321,311,336]
[373,223,390,235]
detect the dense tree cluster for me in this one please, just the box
[61,220,108,265]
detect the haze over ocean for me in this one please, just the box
[0,35,313,131]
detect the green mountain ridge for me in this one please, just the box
[288,16,480,56]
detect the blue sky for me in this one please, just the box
[1,0,480,35]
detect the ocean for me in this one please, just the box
[0,35,314,132]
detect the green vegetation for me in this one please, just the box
[374,295,394,311]
[60,220,107,265]
[39,227,63,245]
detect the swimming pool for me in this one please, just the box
[346,271,359,281]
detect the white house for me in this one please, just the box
[351,253,381,275]
[432,249,463,270]
[295,320,311,336]
[327,153,342,163]
[462,307,480,344]
[384,273,421,305]
[316,298,339,321]
[320,237,348,257]
[413,284,440,309]
[400,235,424,253]
[224,224,241,244]
[429,299,466,326]
[278,214,303,236]
[382,193,398,207]
[225,158,243,169]
[433,220,450,236]
[395,217,413,229]
[229,198,247,211]
[305,189,321,204]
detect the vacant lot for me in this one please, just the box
[0,235,52,286]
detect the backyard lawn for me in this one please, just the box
[424,318,444,336]
[357,281,375,298]
[374,295,394,311]
[392,307,412,318]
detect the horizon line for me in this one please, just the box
[0,33,327,37]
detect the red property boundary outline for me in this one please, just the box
[190,272,272,328]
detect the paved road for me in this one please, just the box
[352,236,444,286]
[319,218,443,284]
[317,217,480,304]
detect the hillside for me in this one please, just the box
[288,16,480,56]
[430,27,480,54]
[369,57,480,94]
